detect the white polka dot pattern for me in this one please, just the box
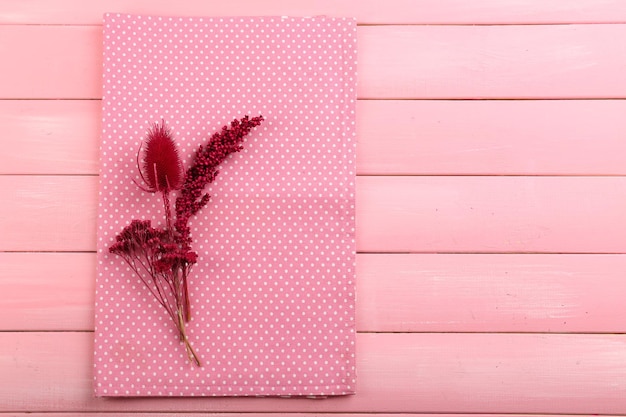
[94,13,357,397]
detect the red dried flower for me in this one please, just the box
[110,116,264,367]
[175,115,265,241]
[136,120,183,193]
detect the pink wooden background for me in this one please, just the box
[2,0,626,415]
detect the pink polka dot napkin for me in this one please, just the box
[94,13,357,397]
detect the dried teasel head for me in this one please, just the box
[135,120,183,193]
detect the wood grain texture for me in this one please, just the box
[357,100,626,175]
[3,176,626,253]
[356,254,626,332]
[0,253,95,331]
[2,332,626,414]
[0,26,102,99]
[6,99,626,176]
[357,176,626,253]
[4,24,626,99]
[358,24,626,99]
[0,176,98,251]
[3,1,626,414]
[0,100,101,175]
[3,0,626,24]
[4,252,626,333]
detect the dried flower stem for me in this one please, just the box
[178,309,201,366]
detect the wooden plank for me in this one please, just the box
[0,26,102,99]
[0,253,95,331]
[3,0,626,25]
[357,100,626,175]
[356,254,626,332]
[2,332,626,413]
[6,100,626,176]
[0,176,97,252]
[4,252,626,333]
[3,175,626,253]
[358,176,626,253]
[4,25,626,99]
[0,100,101,175]
[358,24,626,99]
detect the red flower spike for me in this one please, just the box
[137,120,183,193]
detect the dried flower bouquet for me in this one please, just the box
[109,115,264,366]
